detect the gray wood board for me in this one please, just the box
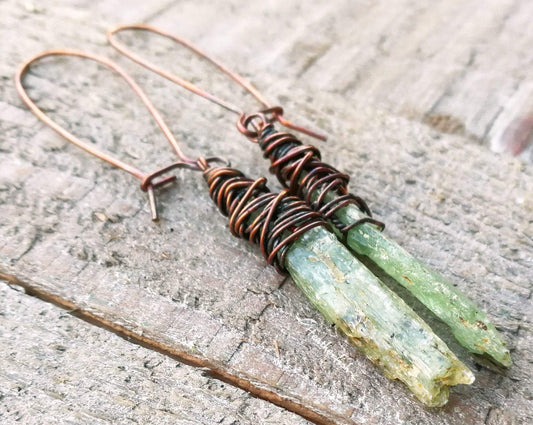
[0,283,310,424]
[1,0,532,424]
[146,0,533,160]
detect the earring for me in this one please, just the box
[106,24,511,369]
[16,48,473,406]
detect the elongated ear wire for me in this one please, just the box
[107,24,327,141]
[15,49,224,221]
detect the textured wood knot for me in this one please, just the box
[423,113,466,135]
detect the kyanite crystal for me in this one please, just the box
[285,227,474,406]
[335,203,511,368]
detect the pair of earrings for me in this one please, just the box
[16,24,509,406]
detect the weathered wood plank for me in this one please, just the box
[0,283,310,425]
[151,0,533,159]
[0,0,532,424]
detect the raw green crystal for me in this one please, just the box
[285,227,474,407]
[331,201,511,368]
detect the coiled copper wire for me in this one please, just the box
[201,161,330,273]
[237,113,385,234]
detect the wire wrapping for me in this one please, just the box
[203,165,330,273]
[237,115,385,234]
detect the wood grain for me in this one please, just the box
[0,283,311,424]
[0,0,532,424]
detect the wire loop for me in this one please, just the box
[239,119,385,234]
[15,49,207,221]
[107,24,327,141]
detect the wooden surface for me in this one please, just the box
[0,283,310,424]
[1,1,532,424]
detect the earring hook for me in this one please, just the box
[15,49,208,221]
[107,24,327,141]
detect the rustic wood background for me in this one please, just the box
[1,1,532,424]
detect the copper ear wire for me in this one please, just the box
[105,26,382,234]
[15,49,214,221]
[16,49,330,274]
[107,24,327,142]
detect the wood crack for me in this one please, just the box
[0,271,352,425]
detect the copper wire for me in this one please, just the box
[201,161,329,273]
[15,49,202,221]
[106,25,384,234]
[107,24,327,141]
[16,49,328,273]
[238,115,385,233]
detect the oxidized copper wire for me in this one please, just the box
[16,49,328,274]
[15,49,202,221]
[199,159,329,273]
[238,114,385,233]
[107,24,327,141]
[106,25,385,234]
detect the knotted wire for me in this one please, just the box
[237,115,385,234]
[202,162,330,273]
